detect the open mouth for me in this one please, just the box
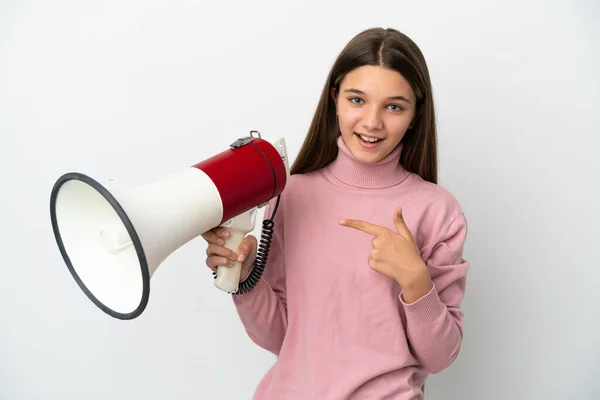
[355,132,384,144]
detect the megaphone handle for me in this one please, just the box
[213,208,257,293]
[214,230,247,293]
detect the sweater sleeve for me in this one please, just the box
[231,197,288,356]
[400,212,469,374]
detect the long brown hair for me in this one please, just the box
[290,27,438,184]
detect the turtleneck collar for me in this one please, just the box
[324,135,410,189]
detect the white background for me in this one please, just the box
[1,0,599,399]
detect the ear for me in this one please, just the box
[330,87,337,105]
[330,88,339,116]
[408,104,424,129]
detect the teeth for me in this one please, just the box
[358,134,382,143]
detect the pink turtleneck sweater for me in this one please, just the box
[232,136,469,399]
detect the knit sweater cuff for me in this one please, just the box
[399,284,446,325]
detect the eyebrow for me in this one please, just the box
[343,88,411,103]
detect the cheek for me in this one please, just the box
[385,116,412,139]
[338,106,362,132]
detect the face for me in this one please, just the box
[332,65,418,163]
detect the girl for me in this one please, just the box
[202,27,469,399]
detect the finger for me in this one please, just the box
[367,255,377,270]
[339,218,387,236]
[206,243,238,261]
[392,208,412,239]
[372,235,385,248]
[206,260,217,273]
[212,227,231,239]
[370,246,380,258]
[201,230,226,246]
[236,236,257,263]
[206,255,236,270]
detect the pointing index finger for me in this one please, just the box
[339,219,386,236]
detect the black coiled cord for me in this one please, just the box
[213,194,281,295]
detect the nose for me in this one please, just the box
[361,105,383,132]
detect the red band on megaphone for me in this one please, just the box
[193,137,287,223]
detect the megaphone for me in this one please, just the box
[50,131,289,320]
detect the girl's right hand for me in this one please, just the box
[201,227,258,282]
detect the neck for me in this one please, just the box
[325,135,409,189]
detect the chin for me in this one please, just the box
[349,138,393,163]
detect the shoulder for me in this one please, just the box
[408,173,463,215]
[262,172,315,218]
[278,171,322,199]
[404,173,467,246]
[286,171,319,187]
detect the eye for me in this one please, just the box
[348,97,364,104]
[387,104,404,112]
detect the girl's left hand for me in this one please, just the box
[339,208,433,303]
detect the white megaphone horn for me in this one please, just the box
[50,130,289,320]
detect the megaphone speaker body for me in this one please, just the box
[50,135,288,320]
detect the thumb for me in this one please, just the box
[236,235,257,263]
[393,208,411,238]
